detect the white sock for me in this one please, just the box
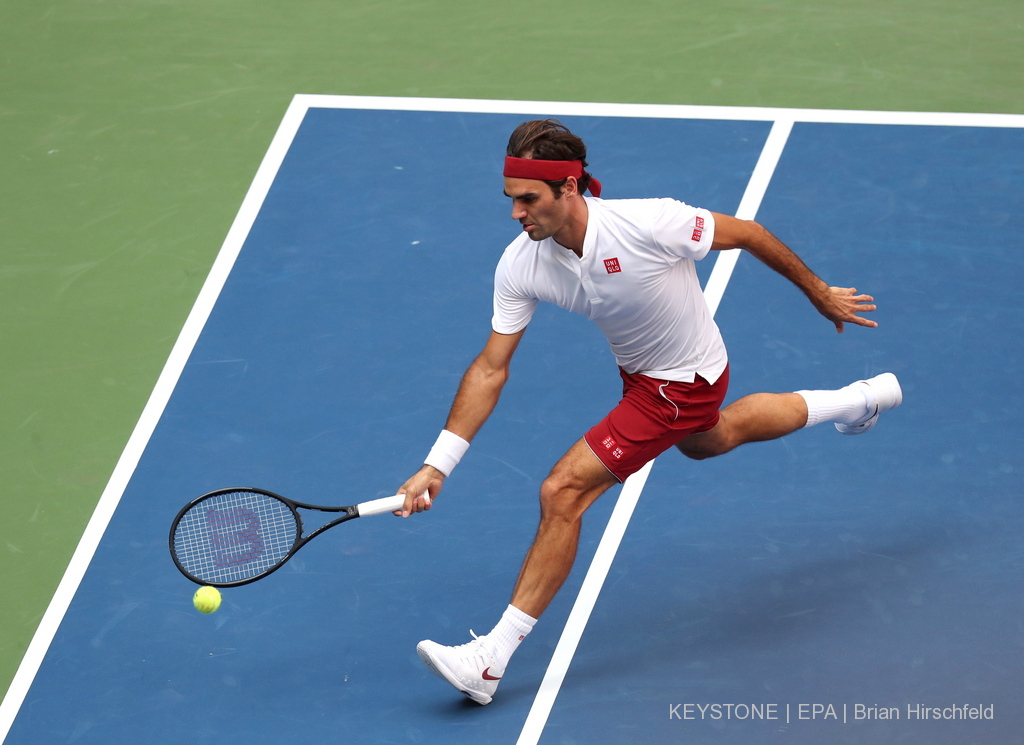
[481,604,536,673]
[797,382,871,427]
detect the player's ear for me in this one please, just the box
[563,176,580,198]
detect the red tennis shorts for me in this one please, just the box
[584,365,730,482]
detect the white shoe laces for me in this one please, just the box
[448,630,494,666]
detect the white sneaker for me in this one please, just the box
[417,631,501,705]
[835,373,903,435]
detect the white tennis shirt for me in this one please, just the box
[492,196,728,384]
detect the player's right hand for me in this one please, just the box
[395,465,445,517]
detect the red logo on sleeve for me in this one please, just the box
[691,228,703,242]
[604,258,621,274]
[695,216,705,229]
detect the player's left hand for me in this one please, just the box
[813,286,878,333]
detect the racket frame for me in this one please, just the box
[168,487,404,587]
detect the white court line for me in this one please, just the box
[2,94,1021,741]
[293,94,1024,129]
[514,119,794,745]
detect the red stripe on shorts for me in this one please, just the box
[584,365,729,482]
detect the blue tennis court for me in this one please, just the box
[2,99,1022,744]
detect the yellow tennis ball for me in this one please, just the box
[193,585,222,614]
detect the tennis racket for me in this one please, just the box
[169,487,408,587]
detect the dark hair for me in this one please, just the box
[506,119,593,196]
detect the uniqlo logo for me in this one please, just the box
[611,447,624,459]
[602,435,616,450]
[691,228,703,242]
[604,258,621,274]
[695,216,705,229]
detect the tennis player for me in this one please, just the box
[397,119,902,705]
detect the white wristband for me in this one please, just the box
[425,429,470,477]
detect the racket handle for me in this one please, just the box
[357,494,411,517]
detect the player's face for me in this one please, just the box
[504,177,570,242]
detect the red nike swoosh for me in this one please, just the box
[482,667,502,681]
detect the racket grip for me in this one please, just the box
[357,494,411,517]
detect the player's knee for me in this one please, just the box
[676,433,734,461]
[677,441,711,460]
[539,473,574,516]
[538,470,591,521]
[675,442,716,460]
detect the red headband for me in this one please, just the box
[503,156,602,197]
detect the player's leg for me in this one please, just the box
[678,372,903,460]
[510,438,619,618]
[417,438,617,705]
[677,392,807,460]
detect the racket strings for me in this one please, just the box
[173,490,298,584]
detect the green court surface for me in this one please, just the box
[1,0,1021,710]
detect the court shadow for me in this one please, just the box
[564,519,990,682]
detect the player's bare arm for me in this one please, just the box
[710,212,878,333]
[397,329,525,515]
